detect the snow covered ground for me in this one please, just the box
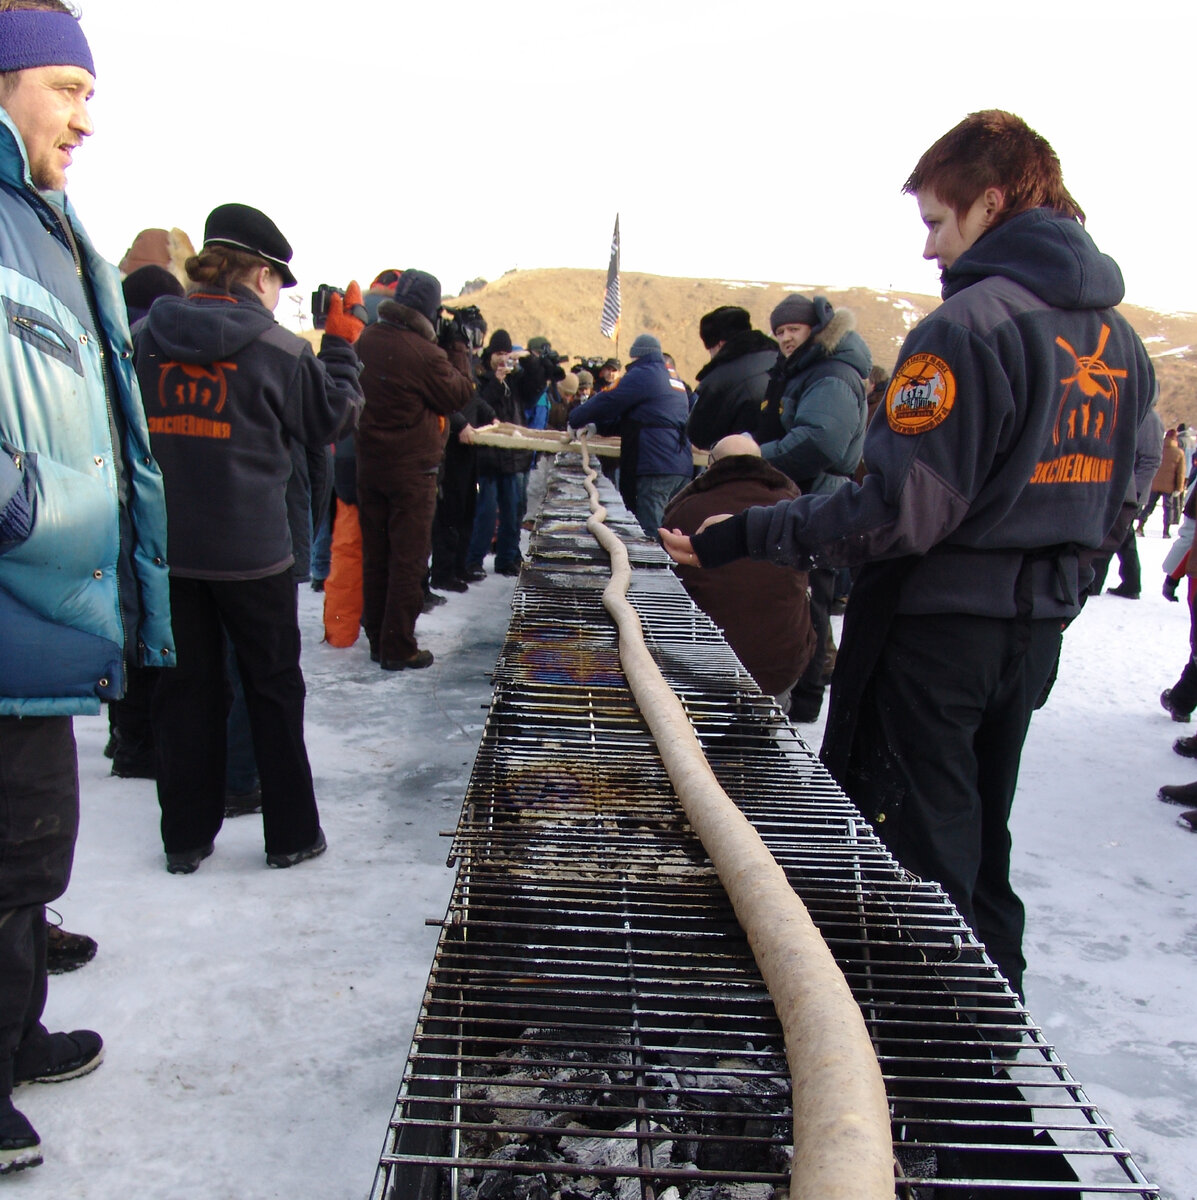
[13,531,1197,1199]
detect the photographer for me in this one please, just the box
[465,330,535,577]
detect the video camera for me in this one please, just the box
[310,283,369,331]
[437,305,488,353]
[310,284,340,330]
[574,355,611,374]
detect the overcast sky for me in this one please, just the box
[65,0,1196,327]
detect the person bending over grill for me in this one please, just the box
[660,110,1158,998]
[662,435,815,710]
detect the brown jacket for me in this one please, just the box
[355,301,474,477]
[1152,433,1185,495]
[663,456,816,695]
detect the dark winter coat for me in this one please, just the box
[694,207,1159,622]
[756,306,871,496]
[474,370,533,475]
[687,329,778,450]
[567,352,692,477]
[663,456,815,695]
[355,300,474,478]
[136,284,362,580]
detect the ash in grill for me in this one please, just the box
[370,452,1157,1200]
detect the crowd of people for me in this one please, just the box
[0,0,1188,1179]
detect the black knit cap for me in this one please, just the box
[203,203,297,287]
[486,329,513,356]
[122,265,183,323]
[699,306,751,349]
[393,269,442,324]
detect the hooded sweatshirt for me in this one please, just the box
[134,284,362,579]
[692,209,1157,620]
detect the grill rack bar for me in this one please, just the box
[370,454,1157,1200]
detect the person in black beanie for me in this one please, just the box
[687,305,778,451]
[121,264,184,326]
[465,329,533,576]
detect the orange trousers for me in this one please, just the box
[322,500,363,647]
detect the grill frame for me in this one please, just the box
[369,453,1158,1200]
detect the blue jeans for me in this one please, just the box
[310,510,332,581]
[466,473,521,570]
[634,473,689,539]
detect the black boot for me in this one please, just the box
[1162,661,1197,720]
[1158,781,1197,806]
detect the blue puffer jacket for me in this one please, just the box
[0,109,174,715]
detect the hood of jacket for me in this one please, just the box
[772,308,870,384]
[694,328,778,383]
[377,299,437,342]
[144,284,276,362]
[941,207,1125,310]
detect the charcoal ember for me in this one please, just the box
[541,1068,611,1110]
[559,1119,672,1173]
[555,1179,602,1200]
[680,1185,778,1200]
[466,1143,555,1200]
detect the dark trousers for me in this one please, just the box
[791,567,835,709]
[430,461,476,585]
[0,716,78,1095]
[152,573,318,858]
[359,469,438,662]
[842,614,1062,996]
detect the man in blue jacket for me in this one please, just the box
[661,111,1157,998]
[0,0,174,1172]
[568,333,692,537]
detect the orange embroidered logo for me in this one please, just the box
[1052,324,1126,446]
[156,361,238,414]
[152,361,238,439]
[885,353,956,435]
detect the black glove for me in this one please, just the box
[1164,576,1180,602]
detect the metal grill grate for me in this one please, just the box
[370,453,1157,1200]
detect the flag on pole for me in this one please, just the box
[600,214,620,340]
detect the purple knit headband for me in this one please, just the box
[0,11,96,78]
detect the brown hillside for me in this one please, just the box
[306,269,1197,430]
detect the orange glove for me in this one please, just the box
[324,281,366,344]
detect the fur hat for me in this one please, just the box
[628,334,661,360]
[699,306,751,349]
[203,204,296,288]
[575,369,594,387]
[393,269,442,324]
[769,294,818,332]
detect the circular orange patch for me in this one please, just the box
[886,353,957,435]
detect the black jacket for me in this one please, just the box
[135,285,362,579]
[687,329,777,450]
